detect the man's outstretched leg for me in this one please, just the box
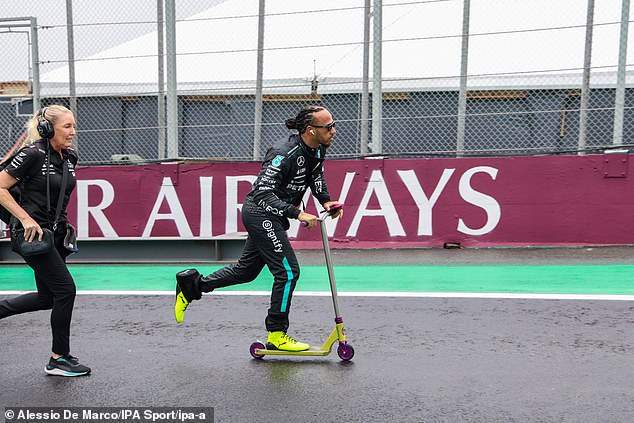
[174,269,202,323]
[173,236,266,324]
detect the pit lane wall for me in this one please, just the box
[55,153,634,248]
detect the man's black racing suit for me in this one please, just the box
[199,134,331,332]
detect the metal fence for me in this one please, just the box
[0,0,633,164]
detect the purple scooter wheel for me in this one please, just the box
[250,342,266,359]
[337,343,355,361]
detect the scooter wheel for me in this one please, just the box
[337,343,355,361]
[250,342,266,359]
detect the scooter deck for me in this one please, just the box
[253,348,332,357]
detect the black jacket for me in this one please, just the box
[247,134,331,219]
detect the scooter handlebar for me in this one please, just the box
[301,203,345,226]
[320,203,344,215]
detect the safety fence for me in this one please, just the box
[0,0,633,164]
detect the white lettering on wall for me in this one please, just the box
[142,177,193,237]
[347,169,405,237]
[199,177,213,237]
[397,168,455,236]
[76,180,118,238]
[457,166,501,235]
[225,175,257,234]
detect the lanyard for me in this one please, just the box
[45,146,69,231]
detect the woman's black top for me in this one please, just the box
[4,140,78,228]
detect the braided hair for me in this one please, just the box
[285,105,325,134]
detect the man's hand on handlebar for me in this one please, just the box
[298,211,318,229]
[322,201,344,219]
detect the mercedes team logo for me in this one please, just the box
[297,156,305,166]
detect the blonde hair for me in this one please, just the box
[25,104,73,144]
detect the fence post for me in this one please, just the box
[578,0,595,154]
[165,0,179,158]
[456,0,470,156]
[30,17,40,113]
[66,0,78,149]
[370,0,382,154]
[612,0,630,146]
[157,0,166,159]
[360,0,371,155]
[253,0,266,161]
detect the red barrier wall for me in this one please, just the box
[66,154,634,248]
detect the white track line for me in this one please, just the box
[1,290,633,301]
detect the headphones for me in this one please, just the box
[36,107,55,139]
[310,129,315,135]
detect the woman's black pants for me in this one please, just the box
[0,233,75,356]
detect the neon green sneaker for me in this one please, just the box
[174,285,189,324]
[266,331,310,352]
[174,269,202,324]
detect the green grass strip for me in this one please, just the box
[1,264,633,295]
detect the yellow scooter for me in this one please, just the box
[249,205,354,361]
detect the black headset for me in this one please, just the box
[36,106,55,139]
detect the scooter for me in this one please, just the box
[249,204,354,361]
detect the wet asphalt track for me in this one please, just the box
[1,292,633,422]
[2,247,634,422]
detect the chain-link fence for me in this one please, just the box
[1,0,633,164]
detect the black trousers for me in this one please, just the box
[0,228,75,356]
[200,198,300,332]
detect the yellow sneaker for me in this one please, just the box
[174,286,189,324]
[174,269,202,324]
[266,331,310,352]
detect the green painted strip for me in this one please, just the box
[1,264,633,295]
